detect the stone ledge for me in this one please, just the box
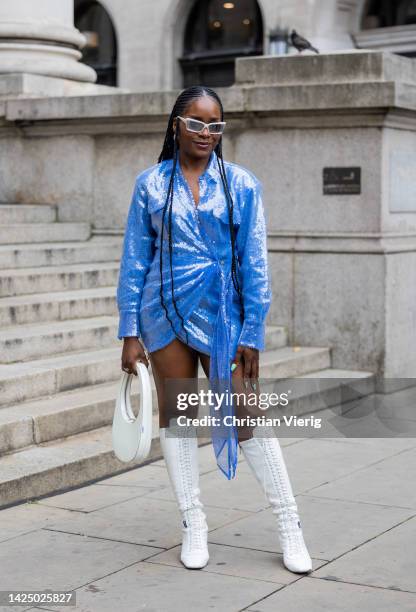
[267,232,416,254]
[3,51,416,124]
[353,24,416,54]
[2,52,416,125]
[235,50,416,86]
[5,81,412,124]
[0,73,128,102]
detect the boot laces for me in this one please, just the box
[284,512,307,556]
[183,508,207,551]
[261,439,306,557]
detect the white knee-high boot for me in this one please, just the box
[159,423,209,569]
[239,435,312,573]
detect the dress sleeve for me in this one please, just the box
[235,177,272,351]
[116,175,156,340]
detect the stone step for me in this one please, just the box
[0,378,158,453]
[0,237,122,269]
[0,419,162,510]
[0,296,287,363]
[0,343,326,408]
[0,204,57,224]
[0,316,287,363]
[0,346,122,408]
[0,222,91,244]
[0,261,119,297]
[0,367,375,509]
[260,345,332,378]
[0,366,375,456]
[0,328,286,452]
[1,315,120,363]
[0,283,288,352]
[0,286,117,326]
[260,368,376,419]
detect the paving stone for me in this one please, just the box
[308,436,416,452]
[36,483,154,512]
[313,515,416,593]
[0,605,32,612]
[304,446,416,508]
[0,502,77,544]
[0,437,412,611]
[45,495,251,549]
[246,575,416,611]
[273,438,407,494]
[95,464,172,489]
[208,494,413,561]
[146,541,321,584]
[32,561,281,612]
[0,529,160,591]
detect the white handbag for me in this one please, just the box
[112,360,153,463]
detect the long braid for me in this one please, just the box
[168,122,190,341]
[158,153,175,335]
[215,141,244,317]
[156,86,244,344]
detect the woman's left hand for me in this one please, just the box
[231,345,259,388]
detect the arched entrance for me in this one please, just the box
[180,0,263,87]
[74,0,118,86]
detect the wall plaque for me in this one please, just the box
[323,167,361,195]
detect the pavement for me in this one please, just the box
[0,432,415,611]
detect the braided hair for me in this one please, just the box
[157,85,244,345]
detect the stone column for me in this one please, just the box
[0,0,96,82]
[309,0,361,52]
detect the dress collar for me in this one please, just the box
[164,150,222,184]
[198,150,222,183]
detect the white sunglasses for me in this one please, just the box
[176,115,226,135]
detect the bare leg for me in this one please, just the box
[149,338,200,428]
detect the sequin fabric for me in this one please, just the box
[116,150,272,479]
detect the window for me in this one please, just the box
[180,0,263,87]
[363,0,416,28]
[359,0,416,57]
[74,0,117,86]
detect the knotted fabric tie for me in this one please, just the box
[208,265,238,479]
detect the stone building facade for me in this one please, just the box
[1,1,415,501]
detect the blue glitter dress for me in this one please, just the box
[116,150,272,479]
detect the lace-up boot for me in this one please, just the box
[240,435,312,573]
[159,423,209,569]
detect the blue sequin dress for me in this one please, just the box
[116,150,272,479]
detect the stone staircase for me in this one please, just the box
[0,204,376,509]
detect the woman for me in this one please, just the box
[116,86,312,574]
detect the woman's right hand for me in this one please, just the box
[121,337,149,375]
